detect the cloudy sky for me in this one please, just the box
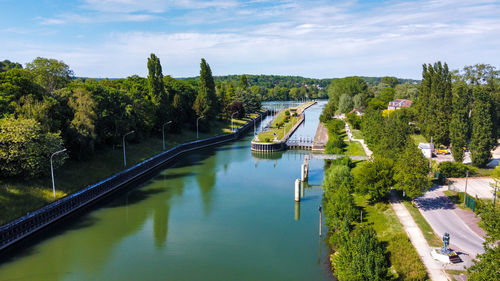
[1,0,499,79]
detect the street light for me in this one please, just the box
[231,112,237,132]
[123,130,135,167]
[50,148,67,198]
[196,116,204,139]
[162,121,172,150]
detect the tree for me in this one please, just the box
[381,76,399,87]
[416,62,452,145]
[332,226,388,281]
[239,74,249,90]
[193,58,218,122]
[449,81,470,162]
[0,60,22,72]
[327,77,368,111]
[26,57,73,93]
[394,82,419,100]
[352,157,395,202]
[470,87,496,167]
[68,88,97,158]
[0,68,46,116]
[147,53,164,106]
[0,117,66,177]
[228,101,245,119]
[338,93,353,113]
[394,142,430,199]
[467,203,499,281]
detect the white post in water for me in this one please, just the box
[301,163,306,182]
[295,179,301,202]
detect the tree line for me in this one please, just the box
[0,55,262,178]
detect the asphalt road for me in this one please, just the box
[414,186,485,258]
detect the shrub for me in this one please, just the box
[438,161,477,178]
[284,110,290,116]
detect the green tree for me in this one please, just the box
[327,76,368,112]
[352,157,395,202]
[238,74,249,90]
[332,227,388,281]
[26,57,73,93]
[470,87,496,167]
[193,58,218,123]
[147,53,164,106]
[0,117,66,177]
[394,142,430,199]
[338,93,354,113]
[381,76,399,87]
[0,60,22,72]
[449,81,470,162]
[394,82,419,100]
[467,204,499,281]
[416,62,452,145]
[68,88,97,158]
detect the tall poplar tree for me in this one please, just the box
[147,53,164,106]
[449,81,470,162]
[416,62,452,144]
[193,58,218,121]
[470,87,495,167]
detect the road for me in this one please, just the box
[390,191,450,281]
[414,186,485,258]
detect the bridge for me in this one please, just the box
[286,137,314,150]
[309,154,369,161]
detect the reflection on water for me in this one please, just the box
[0,102,333,281]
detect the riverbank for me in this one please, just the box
[0,115,259,226]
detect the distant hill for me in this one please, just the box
[181,74,420,88]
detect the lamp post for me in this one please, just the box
[231,112,237,132]
[162,121,172,150]
[197,116,204,139]
[50,148,67,198]
[123,130,135,167]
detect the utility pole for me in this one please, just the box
[464,171,469,205]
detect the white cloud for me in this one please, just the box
[5,0,500,78]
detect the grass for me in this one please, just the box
[255,107,304,143]
[353,194,429,281]
[0,115,257,226]
[411,134,427,146]
[344,141,366,156]
[402,200,442,247]
[351,129,364,139]
[445,269,468,281]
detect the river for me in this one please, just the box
[0,101,332,281]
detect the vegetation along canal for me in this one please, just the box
[0,101,332,281]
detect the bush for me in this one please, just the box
[284,110,290,116]
[438,161,477,178]
[388,234,428,280]
[346,113,361,130]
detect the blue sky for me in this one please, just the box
[1,0,499,79]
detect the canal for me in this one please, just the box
[0,101,331,281]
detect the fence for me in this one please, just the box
[0,111,267,251]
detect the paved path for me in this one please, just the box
[414,186,485,258]
[390,191,450,281]
[344,122,372,157]
[312,122,327,152]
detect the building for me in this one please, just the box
[418,142,434,158]
[388,99,412,110]
[349,108,364,116]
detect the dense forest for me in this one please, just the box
[182,74,419,101]
[0,56,261,178]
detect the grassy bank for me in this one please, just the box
[345,141,366,156]
[0,115,256,226]
[402,201,442,247]
[353,194,429,280]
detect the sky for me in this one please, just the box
[1,0,499,79]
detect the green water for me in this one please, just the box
[0,102,332,281]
